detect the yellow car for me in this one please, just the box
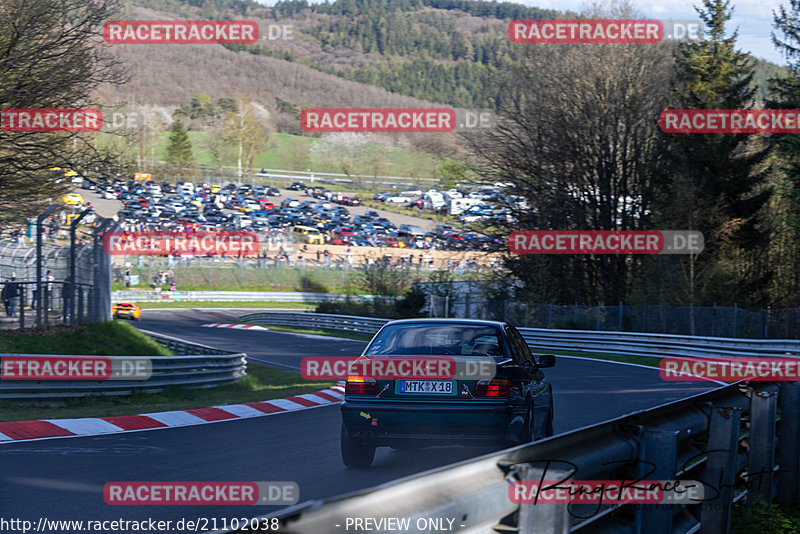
[62,193,84,205]
[113,302,141,321]
[210,185,222,193]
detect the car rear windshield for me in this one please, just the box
[364,323,504,356]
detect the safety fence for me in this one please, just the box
[253,381,797,534]
[0,204,116,329]
[143,160,438,188]
[422,295,800,339]
[0,331,246,400]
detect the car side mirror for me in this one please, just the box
[536,355,556,368]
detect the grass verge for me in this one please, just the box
[538,349,661,368]
[136,301,317,309]
[0,321,174,356]
[0,365,335,421]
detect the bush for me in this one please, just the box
[731,501,800,533]
[315,289,426,319]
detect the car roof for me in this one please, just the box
[382,318,507,328]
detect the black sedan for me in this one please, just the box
[340,319,555,467]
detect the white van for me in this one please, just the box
[423,192,445,210]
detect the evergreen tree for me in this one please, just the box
[657,0,772,306]
[166,119,193,175]
[766,0,800,305]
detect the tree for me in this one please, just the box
[656,0,772,307]
[765,0,800,305]
[166,119,193,176]
[221,95,269,184]
[466,2,674,305]
[0,0,124,215]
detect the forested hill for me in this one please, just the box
[123,0,783,110]
[234,0,561,109]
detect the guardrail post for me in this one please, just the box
[733,303,738,338]
[635,429,679,534]
[777,382,800,504]
[516,465,570,533]
[700,404,742,533]
[748,389,777,506]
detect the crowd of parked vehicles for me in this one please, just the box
[78,176,505,252]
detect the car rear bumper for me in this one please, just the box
[341,399,518,446]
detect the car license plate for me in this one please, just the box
[397,381,454,394]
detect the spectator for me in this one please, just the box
[1,279,11,316]
[3,276,21,318]
[169,282,177,291]
[31,278,38,310]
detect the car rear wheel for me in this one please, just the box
[341,424,375,468]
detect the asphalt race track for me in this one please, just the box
[0,309,719,532]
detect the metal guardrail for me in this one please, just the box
[0,330,246,399]
[112,290,380,303]
[240,311,387,334]
[144,160,439,186]
[237,312,800,358]
[256,381,798,534]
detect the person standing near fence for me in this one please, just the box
[1,278,11,316]
[3,276,21,318]
[30,277,38,310]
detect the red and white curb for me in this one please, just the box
[0,384,344,442]
[201,323,268,330]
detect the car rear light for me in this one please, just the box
[473,379,511,397]
[345,375,379,395]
